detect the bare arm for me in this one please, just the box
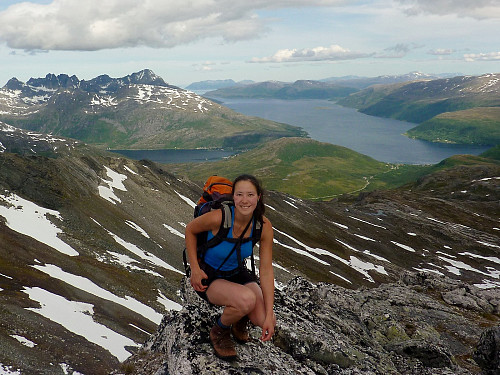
[185,209,222,292]
[258,216,275,341]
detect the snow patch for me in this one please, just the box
[0,364,21,374]
[349,216,387,229]
[10,335,36,348]
[126,220,150,238]
[98,166,128,204]
[163,224,184,238]
[175,191,196,208]
[24,286,137,362]
[0,192,78,256]
[32,264,168,324]
[92,218,183,275]
[391,241,416,252]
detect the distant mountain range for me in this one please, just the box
[0,69,304,150]
[185,79,254,91]
[204,79,358,99]
[320,71,444,89]
[188,72,456,92]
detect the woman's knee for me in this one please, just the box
[234,288,257,314]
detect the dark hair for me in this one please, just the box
[232,174,265,223]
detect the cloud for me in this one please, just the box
[250,44,373,63]
[464,52,500,62]
[428,48,455,55]
[397,0,500,20]
[0,0,351,51]
[193,61,218,72]
[375,43,422,59]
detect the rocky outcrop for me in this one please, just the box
[121,272,499,374]
[474,326,500,375]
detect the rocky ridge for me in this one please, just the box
[121,272,500,374]
[0,123,499,373]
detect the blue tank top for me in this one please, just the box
[203,206,254,271]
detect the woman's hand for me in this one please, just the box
[190,267,208,292]
[260,313,276,342]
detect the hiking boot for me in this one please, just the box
[231,316,250,343]
[210,324,237,360]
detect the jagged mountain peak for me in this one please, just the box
[1,69,176,94]
[26,73,80,90]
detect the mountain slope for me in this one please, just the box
[338,73,500,145]
[322,71,441,89]
[0,123,499,373]
[169,137,395,199]
[406,106,500,145]
[0,70,305,150]
[205,80,357,99]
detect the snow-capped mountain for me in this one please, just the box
[0,70,304,150]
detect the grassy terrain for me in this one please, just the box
[481,144,500,160]
[168,136,500,200]
[406,107,500,145]
[169,137,433,199]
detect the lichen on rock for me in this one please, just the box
[120,272,499,374]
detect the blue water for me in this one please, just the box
[217,98,492,165]
[112,98,492,165]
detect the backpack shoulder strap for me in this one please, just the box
[199,201,233,254]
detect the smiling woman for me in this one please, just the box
[184,174,276,360]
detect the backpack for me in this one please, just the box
[182,175,262,277]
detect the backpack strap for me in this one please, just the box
[215,215,263,276]
[183,201,233,277]
[198,201,232,261]
[216,216,253,273]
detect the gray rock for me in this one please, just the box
[474,326,500,374]
[120,272,499,374]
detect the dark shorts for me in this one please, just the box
[196,261,258,303]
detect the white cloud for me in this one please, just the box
[428,48,455,55]
[250,44,373,63]
[0,0,352,51]
[397,0,500,20]
[464,51,500,62]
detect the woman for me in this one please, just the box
[185,174,275,360]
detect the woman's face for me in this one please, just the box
[233,180,259,216]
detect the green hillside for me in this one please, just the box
[481,144,500,160]
[338,74,500,145]
[169,136,500,200]
[4,97,306,150]
[170,137,402,199]
[406,107,500,145]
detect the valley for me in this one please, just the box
[0,70,499,374]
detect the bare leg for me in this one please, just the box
[206,279,264,327]
[242,282,266,327]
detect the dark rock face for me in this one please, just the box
[122,272,499,374]
[474,326,500,374]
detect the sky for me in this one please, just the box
[0,0,499,88]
